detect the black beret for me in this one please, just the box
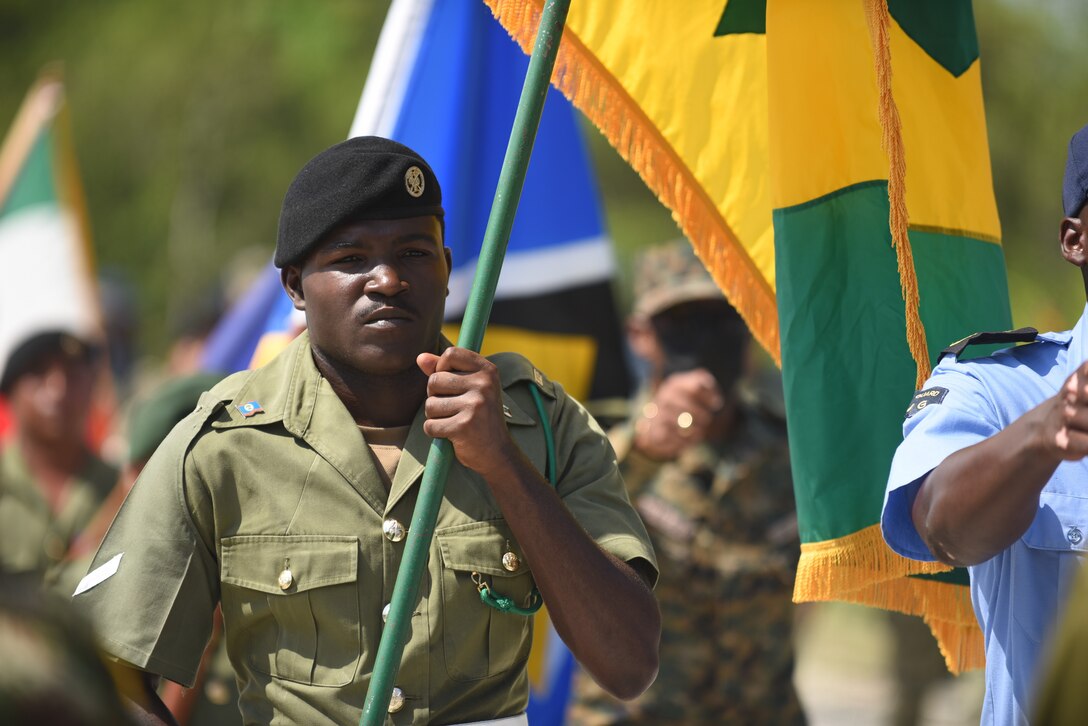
[1064,124,1088,218]
[275,136,444,268]
[0,330,98,394]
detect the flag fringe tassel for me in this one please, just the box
[795,524,984,674]
[484,0,781,366]
[488,0,979,675]
[864,0,930,388]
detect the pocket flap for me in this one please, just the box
[436,521,525,578]
[221,535,358,595]
[1023,492,1088,552]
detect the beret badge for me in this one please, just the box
[405,166,425,198]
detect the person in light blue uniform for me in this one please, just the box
[882,122,1088,726]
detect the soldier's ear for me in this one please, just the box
[1061,207,1088,268]
[444,247,453,297]
[281,266,306,311]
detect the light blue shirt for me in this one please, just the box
[883,305,1088,726]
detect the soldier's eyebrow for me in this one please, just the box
[317,233,437,251]
[323,239,361,250]
[315,236,364,252]
[391,233,438,247]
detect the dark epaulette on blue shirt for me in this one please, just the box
[939,327,1039,360]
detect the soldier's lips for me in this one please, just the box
[360,307,415,327]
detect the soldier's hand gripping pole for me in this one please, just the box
[360,1,573,723]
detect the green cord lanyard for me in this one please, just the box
[472,381,556,617]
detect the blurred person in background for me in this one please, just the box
[0,330,116,584]
[52,371,235,725]
[164,281,226,377]
[568,240,804,725]
[0,573,133,726]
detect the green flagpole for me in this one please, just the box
[360,1,572,723]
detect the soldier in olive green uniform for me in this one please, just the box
[568,241,804,725]
[0,331,116,587]
[75,137,660,726]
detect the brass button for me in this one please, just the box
[277,567,293,590]
[382,603,391,623]
[502,551,521,572]
[388,686,405,713]
[383,519,406,543]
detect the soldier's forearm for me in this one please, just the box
[481,449,660,699]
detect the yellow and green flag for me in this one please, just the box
[486,0,1009,671]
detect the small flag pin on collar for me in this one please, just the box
[238,401,264,417]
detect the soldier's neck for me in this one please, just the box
[316,356,427,427]
[17,433,87,509]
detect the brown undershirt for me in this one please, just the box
[358,424,411,491]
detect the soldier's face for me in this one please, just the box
[8,353,96,446]
[284,216,451,376]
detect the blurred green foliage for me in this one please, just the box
[0,0,1085,361]
[1,0,387,355]
[976,0,1088,331]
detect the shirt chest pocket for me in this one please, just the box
[1016,492,1088,644]
[1023,491,1088,553]
[220,535,361,687]
[436,522,535,682]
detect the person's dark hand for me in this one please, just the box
[1041,360,1088,461]
[632,368,723,460]
[417,347,518,477]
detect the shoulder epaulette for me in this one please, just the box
[488,351,556,398]
[940,327,1039,359]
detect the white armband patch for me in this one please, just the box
[73,552,124,596]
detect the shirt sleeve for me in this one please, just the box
[881,362,1003,561]
[73,409,219,687]
[549,383,659,587]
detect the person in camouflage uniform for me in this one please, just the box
[568,240,805,725]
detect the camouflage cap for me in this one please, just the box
[631,239,724,317]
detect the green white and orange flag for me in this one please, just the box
[486,0,1010,671]
[0,72,102,385]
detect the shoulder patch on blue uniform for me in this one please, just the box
[905,387,949,418]
[940,327,1038,359]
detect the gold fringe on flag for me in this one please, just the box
[794,524,984,673]
[488,0,981,674]
[864,0,930,389]
[791,0,980,675]
[483,0,781,366]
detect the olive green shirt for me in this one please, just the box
[0,443,116,583]
[76,332,656,725]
